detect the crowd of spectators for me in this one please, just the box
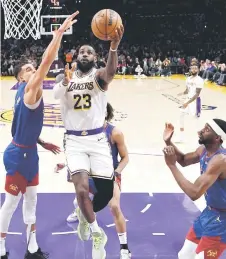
[1,12,226,85]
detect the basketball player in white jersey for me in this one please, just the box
[55,103,131,259]
[53,25,124,259]
[177,64,204,142]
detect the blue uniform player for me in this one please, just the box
[0,12,79,259]
[55,103,131,259]
[163,120,226,259]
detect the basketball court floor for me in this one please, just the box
[0,75,226,258]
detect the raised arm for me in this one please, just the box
[163,147,226,201]
[163,123,204,167]
[24,11,79,105]
[95,25,124,90]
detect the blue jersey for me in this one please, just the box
[105,123,119,170]
[200,147,226,209]
[11,82,44,146]
[3,82,44,193]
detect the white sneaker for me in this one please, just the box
[92,228,107,259]
[67,209,78,223]
[76,207,91,241]
[120,249,131,259]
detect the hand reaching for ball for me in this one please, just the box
[109,24,124,50]
[63,63,77,85]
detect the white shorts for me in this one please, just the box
[180,97,201,117]
[64,132,114,180]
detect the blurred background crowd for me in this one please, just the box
[1,0,226,85]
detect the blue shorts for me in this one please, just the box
[3,143,39,195]
[187,207,226,255]
[193,207,226,242]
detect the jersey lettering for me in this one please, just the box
[67,82,94,92]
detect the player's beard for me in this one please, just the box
[198,135,214,145]
[77,60,95,73]
[191,71,198,76]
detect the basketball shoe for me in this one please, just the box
[92,228,107,259]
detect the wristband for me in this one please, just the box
[37,139,45,146]
[110,47,117,52]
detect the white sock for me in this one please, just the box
[90,220,101,234]
[0,237,6,256]
[27,231,38,254]
[118,232,127,245]
[73,198,78,209]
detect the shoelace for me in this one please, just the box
[84,221,90,232]
[92,235,102,250]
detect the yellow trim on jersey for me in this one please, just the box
[93,73,105,92]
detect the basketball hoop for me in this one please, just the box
[1,0,43,40]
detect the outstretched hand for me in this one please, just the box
[109,24,124,50]
[58,11,79,33]
[41,142,61,154]
[163,123,174,143]
[63,63,77,84]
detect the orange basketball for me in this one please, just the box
[91,9,122,41]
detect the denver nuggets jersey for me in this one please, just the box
[186,75,204,98]
[200,148,226,209]
[60,68,107,131]
[11,82,44,146]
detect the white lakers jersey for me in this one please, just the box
[186,75,204,98]
[60,68,107,131]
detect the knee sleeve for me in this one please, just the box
[178,240,197,259]
[0,192,22,233]
[22,186,37,225]
[92,178,114,212]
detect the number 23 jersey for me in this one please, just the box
[60,68,107,131]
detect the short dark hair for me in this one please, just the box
[106,102,114,122]
[13,61,28,80]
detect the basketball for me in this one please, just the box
[91,9,122,41]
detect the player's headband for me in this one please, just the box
[207,120,226,141]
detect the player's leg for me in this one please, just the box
[89,133,115,259]
[23,186,38,254]
[71,169,93,241]
[178,227,199,259]
[177,106,188,142]
[67,177,95,223]
[108,182,131,258]
[0,191,22,258]
[64,134,96,241]
[23,182,48,259]
[194,208,226,259]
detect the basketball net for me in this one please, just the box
[1,0,43,40]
